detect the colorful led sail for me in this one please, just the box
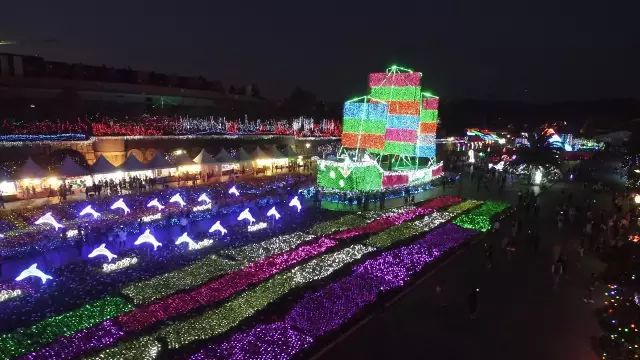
[342,65,438,159]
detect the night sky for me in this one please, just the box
[1,0,638,102]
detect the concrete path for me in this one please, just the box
[316,173,608,360]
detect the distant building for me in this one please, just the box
[0,53,272,120]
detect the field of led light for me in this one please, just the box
[0,195,509,360]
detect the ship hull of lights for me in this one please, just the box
[317,160,443,192]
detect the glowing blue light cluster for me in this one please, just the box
[0,134,87,142]
[386,115,420,130]
[343,102,388,120]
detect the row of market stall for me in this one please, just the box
[0,145,301,198]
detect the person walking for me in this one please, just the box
[530,229,540,253]
[484,243,494,269]
[506,237,517,262]
[552,257,564,289]
[583,273,597,303]
[468,287,479,319]
[557,212,564,231]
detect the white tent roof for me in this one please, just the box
[15,157,48,179]
[235,148,253,162]
[268,145,286,159]
[193,149,218,164]
[0,168,11,182]
[214,148,235,163]
[91,155,118,174]
[57,156,89,177]
[173,153,196,166]
[251,146,270,160]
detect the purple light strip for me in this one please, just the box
[189,322,313,360]
[189,224,477,359]
[16,320,124,360]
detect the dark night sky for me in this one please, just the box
[1,0,639,102]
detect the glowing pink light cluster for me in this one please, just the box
[116,238,337,332]
[327,196,460,241]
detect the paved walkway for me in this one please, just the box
[316,173,608,360]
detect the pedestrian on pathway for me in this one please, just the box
[493,219,501,233]
[530,229,540,253]
[569,206,576,224]
[552,258,564,289]
[502,233,510,249]
[435,282,447,307]
[484,243,494,269]
[583,273,597,303]
[557,212,564,231]
[506,238,517,262]
[468,287,479,319]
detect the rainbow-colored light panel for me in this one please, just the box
[341,100,388,151]
[417,96,438,158]
[368,72,421,156]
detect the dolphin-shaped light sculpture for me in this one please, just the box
[289,196,302,213]
[15,263,53,284]
[110,198,131,214]
[198,193,212,204]
[169,193,186,208]
[88,243,118,262]
[228,186,240,197]
[175,232,197,249]
[267,206,281,220]
[237,208,256,224]
[134,229,162,250]
[34,212,64,230]
[208,220,228,235]
[79,205,101,219]
[147,198,165,211]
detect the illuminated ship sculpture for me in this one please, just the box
[317,65,443,192]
